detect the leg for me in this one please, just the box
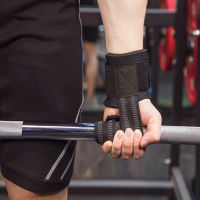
[0,140,76,200]
[84,41,98,103]
[4,178,68,200]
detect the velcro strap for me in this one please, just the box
[106,49,148,66]
[105,50,149,98]
[104,91,150,108]
[118,96,143,132]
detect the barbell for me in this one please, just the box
[0,120,200,145]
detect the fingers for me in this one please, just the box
[111,129,145,160]
[111,130,124,159]
[102,141,112,154]
[133,130,144,160]
[102,107,120,155]
[102,100,162,158]
[122,128,134,160]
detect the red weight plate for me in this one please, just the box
[184,0,198,105]
[158,0,176,72]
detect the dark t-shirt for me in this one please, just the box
[0,0,83,123]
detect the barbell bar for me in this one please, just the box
[0,121,200,145]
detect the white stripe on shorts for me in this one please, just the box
[60,149,76,180]
[45,141,71,181]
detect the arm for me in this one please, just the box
[97,0,162,160]
[97,0,147,53]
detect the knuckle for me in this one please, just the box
[102,144,107,150]
[153,135,160,143]
[104,148,111,154]
[134,155,141,160]
[133,142,139,148]
[123,142,131,149]
[112,144,121,152]
[102,143,112,153]
[133,152,143,160]
[122,149,132,160]
[112,153,120,159]
[133,152,138,159]
[156,111,162,121]
[122,154,131,160]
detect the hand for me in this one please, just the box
[102,99,162,160]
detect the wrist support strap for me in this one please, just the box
[95,116,121,144]
[103,49,150,134]
[104,91,150,108]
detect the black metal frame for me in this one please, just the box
[196,0,200,199]
[170,0,188,171]
[80,7,176,27]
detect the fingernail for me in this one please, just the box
[135,129,141,134]
[117,133,123,140]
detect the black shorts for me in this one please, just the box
[0,0,82,194]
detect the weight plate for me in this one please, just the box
[158,0,176,72]
[184,0,199,105]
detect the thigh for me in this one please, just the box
[4,178,68,200]
[0,0,82,195]
[1,140,76,194]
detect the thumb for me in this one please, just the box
[140,119,161,148]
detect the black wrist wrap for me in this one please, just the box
[104,91,150,108]
[104,49,150,107]
[96,50,150,144]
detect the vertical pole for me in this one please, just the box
[171,0,188,167]
[147,1,159,106]
[195,0,200,199]
[150,28,160,106]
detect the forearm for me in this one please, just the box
[97,0,148,54]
